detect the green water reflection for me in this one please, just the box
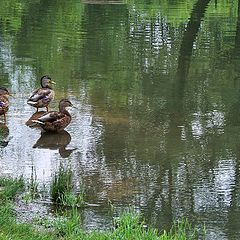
[0,0,240,239]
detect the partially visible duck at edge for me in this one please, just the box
[27,75,55,112]
[0,87,11,124]
[32,99,73,132]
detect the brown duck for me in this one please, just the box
[32,99,73,132]
[0,87,10,124]
[27,75,55,112]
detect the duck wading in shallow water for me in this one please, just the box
[27,75,55,112]
[32,99,73,132]
[0,87,10,124]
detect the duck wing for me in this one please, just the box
[28,88,53,102]
[38,111,65,123]
[0,96,9,108]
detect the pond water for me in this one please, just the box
[0,0,240,239]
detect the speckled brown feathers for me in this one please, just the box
[27,75,55,112]
[33,99,73,132]
[0,87,10,124]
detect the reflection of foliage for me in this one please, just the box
[0,1,23,34]
[0,0,39,34]
[124,0,238,26]
[0,0,239,167]
[125,0,195,25]
[0,0,85,89]
[14,0,85,86]
[0,0,238,98]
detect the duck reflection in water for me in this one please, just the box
[0,123,10,148]
[33,130,76,158]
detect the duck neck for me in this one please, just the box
[59,106,71,116]
[41,84,52,89]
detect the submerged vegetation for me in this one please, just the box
[0,176,203,239]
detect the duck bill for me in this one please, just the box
[50,80,56,85]
[8,93,15,98]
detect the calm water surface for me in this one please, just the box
[0,0,240,239]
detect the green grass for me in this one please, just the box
[22,167,39,203]
[50,164,85,207]
[0,176,24,200]
[0,176,203,240]
[0,177,52,240]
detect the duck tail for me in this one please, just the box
[27,100,39,106]
[31,120,45,125]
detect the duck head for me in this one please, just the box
[59,99,73,112]
[0,87,10,96]
[40,75,56,88]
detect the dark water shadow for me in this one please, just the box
[148,0,212,231]
[176,0,211,100]
[33,130,76,158]
[233,0,240,57]
[0,123,10,148]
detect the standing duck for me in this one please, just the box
[27,75,55,112]
[32,99,73,132]
[0,87,10,124]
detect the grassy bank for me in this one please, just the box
[0,177,201,240]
